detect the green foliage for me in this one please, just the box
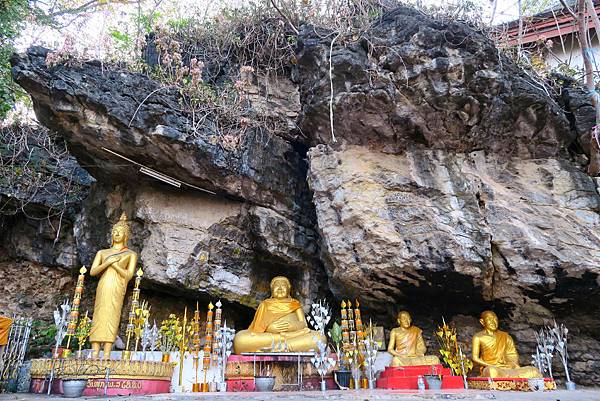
[166,16,193,31]
[328,321,343,345]
[109,27,133,54]
[159,314,182,353]
[137,10,161,33]
[520,0,554,17]
[0,0,29,118]
[28,320,57,358]
[0,0,28,41]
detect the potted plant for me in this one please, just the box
[329,322,351,389]
[159,314,182,362]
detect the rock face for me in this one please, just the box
[308,146,600,313]
[10,47,326,315]
[11,47,312,225]
[0,125,93,267]
[6,4,600,385]
[71,182,325,313]
[297,7,574,157]
[308,145,600,383]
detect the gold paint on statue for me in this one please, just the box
[89,213,139,359]
[233,276,325,353]
[471,311,542,378]
[387,311,439,367]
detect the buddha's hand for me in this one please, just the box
[394,344,406,353]
[268,320,290,333]
[107,255,122,263]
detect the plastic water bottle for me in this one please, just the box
[417,375,426,390]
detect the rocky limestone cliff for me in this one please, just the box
[6,5,600,384]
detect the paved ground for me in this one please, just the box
[1,389,600,401]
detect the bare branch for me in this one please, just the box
[559,0,579,20]
[268,0,300,35]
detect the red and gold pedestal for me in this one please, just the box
[376,364,465,389]
[29,358,175,396]
[467,377,556,391]
[225,354,336,392]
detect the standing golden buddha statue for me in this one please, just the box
[471,310,542,378]
[387,311,440,367]
[89,213,138,359]
[233,276,325,353]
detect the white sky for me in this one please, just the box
[16,0,523,58]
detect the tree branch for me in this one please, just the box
[268,0,300,36]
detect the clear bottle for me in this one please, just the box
[417,375,426,390]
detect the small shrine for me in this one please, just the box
[1,212,572,397]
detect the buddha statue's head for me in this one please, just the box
[479,310,499,332]
[111,213,131,246]
[397,311,412,329]
[270,276,291,299]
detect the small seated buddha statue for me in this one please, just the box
[387,311,440,367]
[233,276,325,354]
[471,310,542,378]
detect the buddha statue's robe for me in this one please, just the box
[388,326,440,367]
[0,316,12,346]
[89,250,134,344]
[474,329,542,378]
[233,297,325,353]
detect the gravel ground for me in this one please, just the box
[1,389,600,401]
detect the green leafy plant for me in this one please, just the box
[435,319,472,376]
[159,313,182,353]
[328,321,347,370]
[28,320,57,358]
[74,312,92,355]
[0,0,29,118]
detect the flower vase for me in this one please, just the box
[352,376,361,390]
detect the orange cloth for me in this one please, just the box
[0,316,13,346]
[247,298,302,333]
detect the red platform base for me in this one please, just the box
[30,377,171,396]
[376,364,465,390]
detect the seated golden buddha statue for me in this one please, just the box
[233,276,325,353]
[387,311,440,367]
[471,310,542,378]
